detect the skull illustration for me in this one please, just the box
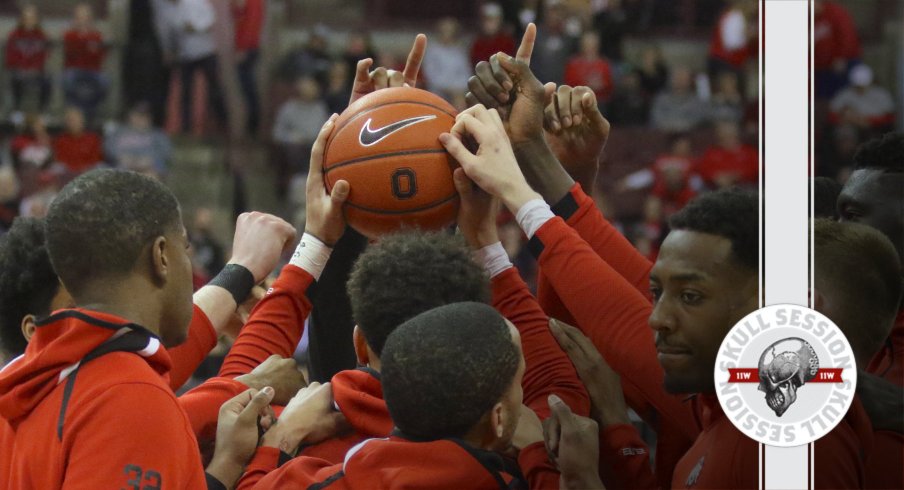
[757,338,819,417]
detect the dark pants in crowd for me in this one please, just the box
[237,49,260,134]
[10,71,51,112]
[180,54,228,132]
[63,69,110,121]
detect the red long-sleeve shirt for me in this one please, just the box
[814,1,861,70]
[233,0,265,52]
[53,132,103,175]
[563,57,614,102]
[696,144,759,187]
[470,33,516,67]
[4,27,48,71]
[63,29,106,71]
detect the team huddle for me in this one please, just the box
[0,25,902,490]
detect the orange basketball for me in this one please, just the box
[323,87,459,239]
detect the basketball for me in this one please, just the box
[322,86,460,239]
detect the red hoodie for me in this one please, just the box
[0,309,207,489]
[5,27,48,72]
[243,435,550,490]
[63,28,106,71]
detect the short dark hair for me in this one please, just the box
[668,188,758,270]
[814,219,902,357]
[853,132,904,173]
[813,176,841,219]
[346,232,490,356]
[381,302,520,440]
[0,218,58,356]
[44,169,181,296]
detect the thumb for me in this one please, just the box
[543,82,557,105]
[497,53,540,87]
[452,167,474,197]
[239,386,275,422]
[330,180,350,204]
[548,393,573,418]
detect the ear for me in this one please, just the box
[489,402,505,439]
[151,236,169,285]
[353,325,370,366]
[20,314,37,343]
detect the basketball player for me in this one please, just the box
[0,169,306,488]
[442,88,872,487]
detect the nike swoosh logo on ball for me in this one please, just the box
[358,115,437,147]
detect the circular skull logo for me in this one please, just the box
[714,304,856,447]
[757,338,819,417]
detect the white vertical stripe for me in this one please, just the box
[763,1,811,489]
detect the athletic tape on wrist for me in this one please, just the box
[209,263,255,306]
[516,199,555,239]
[289,233,332,281]
[475,242,512,278]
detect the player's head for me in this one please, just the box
[650,188,759,394]
[346,231,490,369]
[814,219,902,364]
[381,302,523,450]
[0,218,73,358]
[44,169,193,346]
[838,132,904,264]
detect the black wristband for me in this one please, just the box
[208,263,255,305]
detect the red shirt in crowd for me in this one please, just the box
[63,29,106,71]
[564,57,614,102]
[696,144,758,187]
[470,33,516,67]
[53,132,103,174]
[4,27,49,72]
[650,153,699,214]
[233,0,265,52]
[814,1,861,71]
[709,8,755,68]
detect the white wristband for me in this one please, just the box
[289,233,333,281]
[515,199,555,239]
[475,242,513,278]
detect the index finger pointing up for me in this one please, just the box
[402,34,427,86]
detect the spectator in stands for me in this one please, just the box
[62,4,109,122]
[636,45,669,99]
[563,31,614,105]
[696,121,758,189]
[189,207,225,282]
[829,64,895,135]
[532,2,577,84]
[342,32,378,81]
[607,71,648,125]
[10,114,53,176]
[104,103,172,177]
[156,0,228,133]
[324,61,351,114]
[232,0,265,135]
[814,0,861,99]
[650,67,709,132]
[423,18,470,107]
[648,135,701,218]
[708,71,744,123]
[272,76,329,198]
[708,0,757,89]
[53,107,103,175]
[470,3,515,67]
[278,27,332,85]
[5,5,51,120]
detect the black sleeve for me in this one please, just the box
[306,227,368,383]
[205,472,227,490]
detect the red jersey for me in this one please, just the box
[4,27,48,71]
[696,144,758,187]
[470,33,516,67]
[0,309,207,489]
[233,0,265,52]
[53,132,103,174]
[241,436,552,490]
[866,309,904,386]
[563,56,614,102]
[63,29,106,71]
[813,1,861,70]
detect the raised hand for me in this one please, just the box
[349,34,426,105]
[439,105,541,213]
[261,382,350,455]
[206,387,276,487]
[234,355,307,406]
[544,394,605,490]
[228,212,297,283]
[305,115,350,246]
[543,85,611,193]
[453,167,500,249]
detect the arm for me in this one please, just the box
[168,304,221,389]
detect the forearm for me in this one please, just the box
[179,377,249,443]
[193,285,239,336]
[513,139,575,205]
